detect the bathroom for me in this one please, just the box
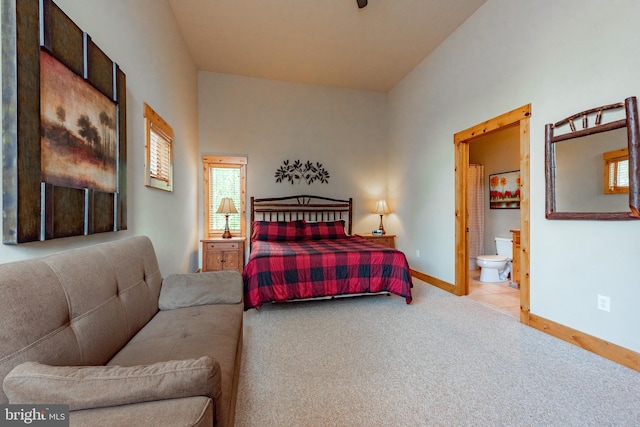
[467,125,521,316]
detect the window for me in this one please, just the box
[203,155,247,238]
[603,148,629,194]
[144,103,173,191]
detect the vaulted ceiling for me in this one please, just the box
[168,0,487,92]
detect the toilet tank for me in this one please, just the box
[495,237,513,258]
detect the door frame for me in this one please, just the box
[454,105,531,324]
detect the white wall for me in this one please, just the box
[197,72,389,246]
[0,0,200,275]
[389,0,640,352]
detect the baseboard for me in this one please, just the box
[529,313,640,372]
[410,269,455,293]
[410,269,640,372]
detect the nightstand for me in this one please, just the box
[355,233,396,249]
[201,237,245,273]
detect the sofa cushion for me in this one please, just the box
[107,304,243,427]
[159,271,243,310]
[3,357,221,412]
[0,260,84,405]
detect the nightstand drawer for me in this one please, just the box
[355,233,396,249]
[206,242,239,251]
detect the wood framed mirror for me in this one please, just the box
[545,96,640,220]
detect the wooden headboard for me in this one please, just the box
[251,195,353,236]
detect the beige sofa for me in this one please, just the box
[0,236,243,427]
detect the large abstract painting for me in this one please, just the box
[40,51,117,193]
[2,0,127,243]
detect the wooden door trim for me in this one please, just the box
[454,105,531,324]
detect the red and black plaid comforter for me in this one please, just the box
[242,236,413,309]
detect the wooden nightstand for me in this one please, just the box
[355,233,396,249]
[201,237,245,273]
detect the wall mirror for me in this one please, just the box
[545,96,640,220]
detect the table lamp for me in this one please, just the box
[217,198,238,238]
[374,200,389,235]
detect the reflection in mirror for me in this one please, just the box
[603,147,629,195]
[545,96,640,220]
[555,128,628,212]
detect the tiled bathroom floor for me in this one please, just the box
[466,269,520,319]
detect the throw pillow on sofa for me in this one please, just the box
[158,270,243,310]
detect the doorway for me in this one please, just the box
[454,105,531,324]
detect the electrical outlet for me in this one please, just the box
[597,295,610,312]
[416,250,420,258]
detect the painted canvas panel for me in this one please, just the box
[490,170,520,209]
[40,50,117,193]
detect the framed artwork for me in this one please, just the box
[489,170,520,209]
[2,0,127,244]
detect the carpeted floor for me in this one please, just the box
[235,280,640,426]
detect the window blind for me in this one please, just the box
[209,167,241,231]
[143,103,173,191]
[608,158,629,191]
[150,124,171,183]
[617,159,629,187]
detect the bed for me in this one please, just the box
[242,195,413,310]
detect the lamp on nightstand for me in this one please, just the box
[374,200,390,235]
[217,198,238,238]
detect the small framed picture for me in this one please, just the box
[489,170,520,209]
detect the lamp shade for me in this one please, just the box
[216,198,238,214]
[374,200,390,215]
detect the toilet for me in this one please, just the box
[476,237,512,283]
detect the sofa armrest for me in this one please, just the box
[70,396,214,427]
[159,270,243,310]
[2,357,221,414]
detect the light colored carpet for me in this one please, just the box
[235,280,640,426]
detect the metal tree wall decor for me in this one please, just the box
[275,160,330,185]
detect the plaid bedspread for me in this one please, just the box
[242,236,413,309]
